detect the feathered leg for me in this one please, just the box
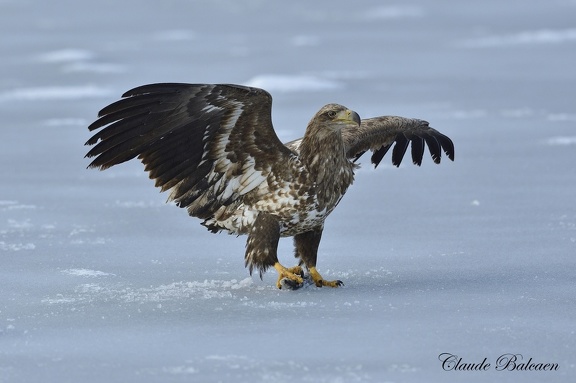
[294,228,343,288]
[245,212,303,289]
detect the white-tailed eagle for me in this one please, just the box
[86,83,454,289]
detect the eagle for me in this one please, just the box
[85,83,454,289]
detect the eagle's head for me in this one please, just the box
[314,104,361,131]
[300,104,362,169]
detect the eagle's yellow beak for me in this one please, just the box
[336,109,361,126]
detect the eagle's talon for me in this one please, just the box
[308,267,343,288]
[279,277,303,290]
[321,279,344,288]
[286,265,304,279]
[274,263,304,289]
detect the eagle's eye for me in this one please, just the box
[327,111,337,119]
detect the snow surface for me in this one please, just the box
[1,0,575,382]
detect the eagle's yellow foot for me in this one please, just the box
[308,266,344,288]
[274,263,304,289]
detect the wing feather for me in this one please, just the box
[391,133,409,167]
[85,83,294,219]
[341,116,454,168]
[410,136,425,166]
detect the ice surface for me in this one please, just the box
[244,74,342,92]
[459,28,576,47]
[0,86,113,102]
[1,0,575,382]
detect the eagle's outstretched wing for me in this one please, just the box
[285,116,454,167]
[85,83,294,219]
[343,116,455,167]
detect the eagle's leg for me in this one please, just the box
[294,228,344,288]
[245,212,303,289]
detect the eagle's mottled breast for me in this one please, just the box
[203,131,355,236]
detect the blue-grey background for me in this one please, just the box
[1,0,575,382]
